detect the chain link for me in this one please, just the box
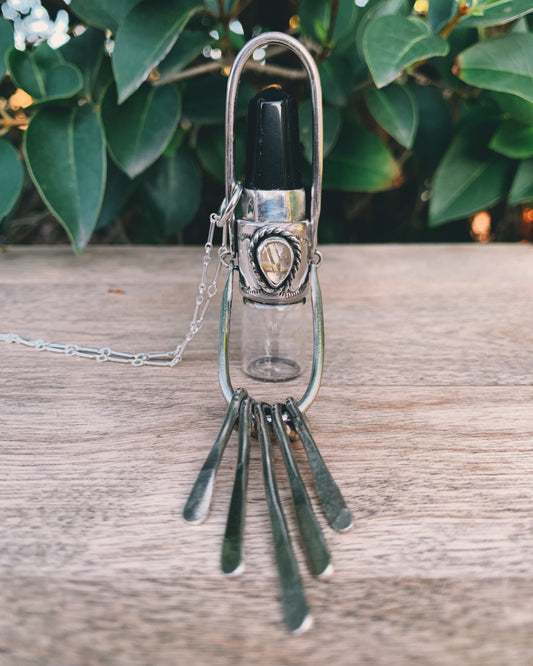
[0,183,243,368]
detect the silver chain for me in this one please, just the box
[0,183,243,368]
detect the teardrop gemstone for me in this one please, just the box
[256,237,294,288]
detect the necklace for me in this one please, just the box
[1,32,352,636]
[0,181,241,367]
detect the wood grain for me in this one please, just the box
[1,245,533,665]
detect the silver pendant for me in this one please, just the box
[183,31,351,634]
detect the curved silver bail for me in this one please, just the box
[224,31,323,245]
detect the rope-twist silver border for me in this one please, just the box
[248,226,302,294]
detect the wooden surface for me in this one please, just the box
[1,244,533,665]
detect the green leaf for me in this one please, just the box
[0,17,14,80]
[509,158,533,204]
[95,158,137,230]
[363,15,449,88]
[101,82,181,178]
[492,92,533,124]
[355,0,410,60]
[489,120,533,159]
[509,16,530,33]
[428,0,456,32]
[7,43,83,102]
[182,75,254,124]
[429,125,515,226]
[299,100,342,162]
[0,139,23,220]
[112,0,202,103]
[318,54,355,107]
[142,146,201,234]
[323,116,400,191]
[410,83,453,173]
[156,29,213,85]
[37,64,83,102]
[459,0,533,28]
[196,122,246,183]
[24,104,106,253]
[456,34,533,104]
[69,0,142,33]
[329,0,360,48]
[163,126,185,156]
[60,27,106,101]
[364,83,418,149]
[300,0,359,48]
[7,42,60,96]
[299,0,331,44]
[92,54,115,105]
[319,47,368,105]
[429,26,479,91]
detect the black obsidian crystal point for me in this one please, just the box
[245,85,302,191]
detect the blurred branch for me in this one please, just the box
[409,69,473,100]
[0,116,25,128]
[409,70,446,89]
[229,0,254,19]
[346,192,373,220]
[440,2,470,39]
[320,0,340,58]
[155,57,307,84]
[0,108,29,135]
[154,61,222,83]
[245,60,306,79]
[353,78,374,96]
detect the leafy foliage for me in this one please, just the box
[323,115,400,191]
[364,84,418,149]
[24,103,106,252]
[101,82,181,178]
[1,0,533,250]
[456,33,533,103]
[429,120,515,226]
[7,42,82,101]
[112,0,203,103]
[0,138,22,218]
[363,15,449,88]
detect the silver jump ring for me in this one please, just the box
[216,181,243,228]
[311,250,323,267]
[218,248,234,268]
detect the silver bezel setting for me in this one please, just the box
[249,226,302,294]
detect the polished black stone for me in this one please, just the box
[244,86,302,191]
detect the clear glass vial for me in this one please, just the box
[241,297,308,381]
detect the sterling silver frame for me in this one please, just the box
[219,32,325,412]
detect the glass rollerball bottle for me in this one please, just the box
[237,86,311,382]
